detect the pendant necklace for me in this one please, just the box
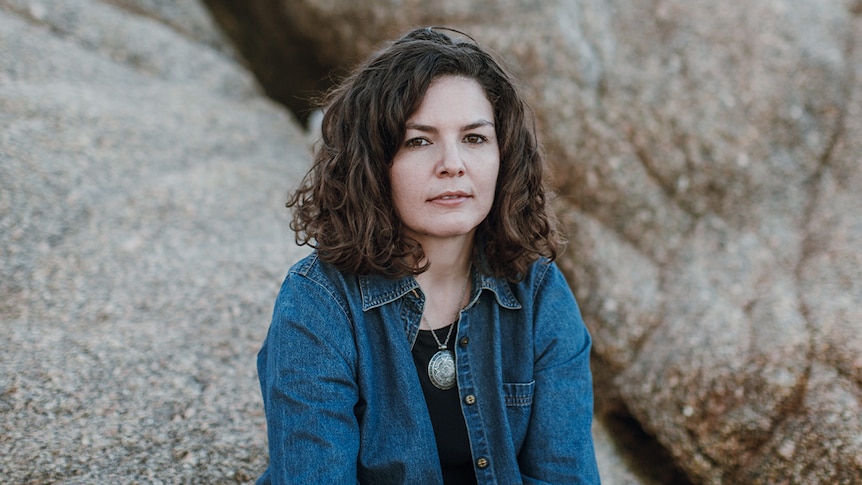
[426,320,457,390]
[422,267,470,391]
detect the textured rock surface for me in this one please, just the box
[0,0,309,482]
[4,0,861,483]
[563,2,862,483]
[0,0,642,483]
[203,0,862,483]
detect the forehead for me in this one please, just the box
[406,75,494,124]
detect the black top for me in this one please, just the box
[412,322,478,485]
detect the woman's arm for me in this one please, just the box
[519,263,601,484]
[257,272,360,484]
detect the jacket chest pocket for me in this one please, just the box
[503,381,535,407]
[503,380,535,451]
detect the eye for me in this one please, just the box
[463,134,488,145]
[405,137,431,148]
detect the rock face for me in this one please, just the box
[3,0,860,484]
[202,1,862,484]
[0,0,309,481]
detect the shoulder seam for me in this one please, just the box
[532,259,554,302]
[288,256,352,323]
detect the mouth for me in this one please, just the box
[430,191,470,201]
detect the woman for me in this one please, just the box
[257,27,600,484]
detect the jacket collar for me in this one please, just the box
[359,268,522,312]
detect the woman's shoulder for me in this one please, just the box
[511,257,561,291]
[477,258,562,310]
[278,252,358,310]
[267,254,360,353]
[287,251,352,285]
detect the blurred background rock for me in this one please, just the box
[1,0,859,483]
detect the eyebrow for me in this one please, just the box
[405,119,495,133]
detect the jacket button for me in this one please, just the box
[459,336,469,346]
[476,457,489,469]
[464,394,476,405]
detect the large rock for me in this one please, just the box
[0,0,309,481]
[4,0,860,482]
[203,0,862,483]
[564,2,862,484]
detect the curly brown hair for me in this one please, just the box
[287,27,563,281]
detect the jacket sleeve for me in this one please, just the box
[519,263,601,484]
[257,272,361,485]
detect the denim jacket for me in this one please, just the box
[257,252,600,484]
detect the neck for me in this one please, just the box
[414,233,473,281]
[413,234,474,330]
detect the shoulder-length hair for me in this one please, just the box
[288,27,563,281]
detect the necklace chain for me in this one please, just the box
[421,266,471,351]
[426,317,456,350]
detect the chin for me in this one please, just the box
[407,224,476,239]
[429,226,480,239]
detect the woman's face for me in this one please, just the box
[389,75,500,247]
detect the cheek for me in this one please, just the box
[485,161,502,193]
[391,188,406,216]
[388,168,413,214]
[484,165,501,210]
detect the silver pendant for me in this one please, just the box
[428,349,456,390]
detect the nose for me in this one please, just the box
[438,140,465,177]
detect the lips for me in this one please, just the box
[430,191,470,201]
